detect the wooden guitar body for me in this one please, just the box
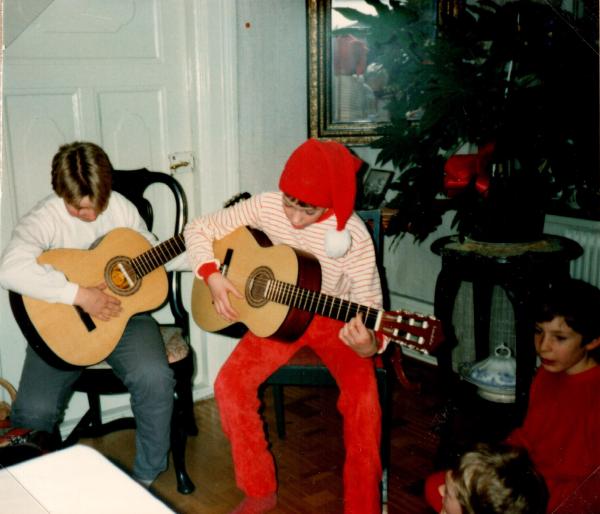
[192,227,322,341]
[21,228,170,366]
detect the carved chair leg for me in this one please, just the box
[376,368,391,505]
[172,354,198,436]
[170,354,197,494]
[170,417,195,494]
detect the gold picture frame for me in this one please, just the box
[307,0,389,145]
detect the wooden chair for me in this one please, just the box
[9,168,197,494]
[264,209,395,502]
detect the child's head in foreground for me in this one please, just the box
[441,443,548,514]
[533,278,600,374]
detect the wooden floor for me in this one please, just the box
[82,359,516,514]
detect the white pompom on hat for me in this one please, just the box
[279,138,363,258]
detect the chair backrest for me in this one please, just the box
[112,168,187,237]
[112,168,189,334]
[356,209,383,255]
[357,209,389,308]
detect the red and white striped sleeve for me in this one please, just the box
[183,194,265,279]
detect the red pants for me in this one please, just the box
[214,315,382,514]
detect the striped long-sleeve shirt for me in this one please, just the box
[184,191,383,309]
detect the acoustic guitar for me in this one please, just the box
[14,227,185,367]
[192,226,444,354]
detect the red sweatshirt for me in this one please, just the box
[506,365,600,512]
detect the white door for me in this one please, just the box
[0,0,203,426]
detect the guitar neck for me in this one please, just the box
[131,233,186,278]
[263,278,381,329]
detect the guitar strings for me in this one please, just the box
[224,269,441,354]
[241,273,380,327]
[131,234,186,277]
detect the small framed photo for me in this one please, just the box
[361,168,394,209]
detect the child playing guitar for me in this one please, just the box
[185,139,387,514]
[0,141,187,487]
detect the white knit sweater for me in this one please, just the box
[0,192,187,305]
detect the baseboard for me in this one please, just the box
[193,384,213,401]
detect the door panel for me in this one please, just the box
[1,0,197,420]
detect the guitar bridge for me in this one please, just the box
[75,305,96,332]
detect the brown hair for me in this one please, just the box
[534,278,600,360]
[282,194,318,209]
[451,443,548,514]
[51,141,113,212]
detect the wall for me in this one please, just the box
[236,1,308,193]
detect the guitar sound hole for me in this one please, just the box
[105,256,141,296]
[246,266,273,308]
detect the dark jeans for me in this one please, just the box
[11,314,175,481]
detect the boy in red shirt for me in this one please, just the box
[426,278,600,513]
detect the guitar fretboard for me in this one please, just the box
[131,233,186,277]
[262,278,381,329]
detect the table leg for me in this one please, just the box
[472,279,494,362]
[434,263,463,379]
[504,284,536,421]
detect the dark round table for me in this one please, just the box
[431,234,583,417]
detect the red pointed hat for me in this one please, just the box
[279,138,363,257]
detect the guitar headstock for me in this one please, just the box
[377,310,444,355]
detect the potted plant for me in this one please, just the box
[338,0,599,242]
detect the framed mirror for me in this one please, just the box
[307,0,393,144]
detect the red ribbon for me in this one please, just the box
[443,143,495,198]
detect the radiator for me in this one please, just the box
[545,215,600,288]
[564,229,600,288]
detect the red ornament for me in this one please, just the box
[443,142,495,198]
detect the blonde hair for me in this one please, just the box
[51,141,113,212]
[451,443,547,514]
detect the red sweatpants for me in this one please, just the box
[214,315,382,514]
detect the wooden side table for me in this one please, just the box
[431,235,583,417]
